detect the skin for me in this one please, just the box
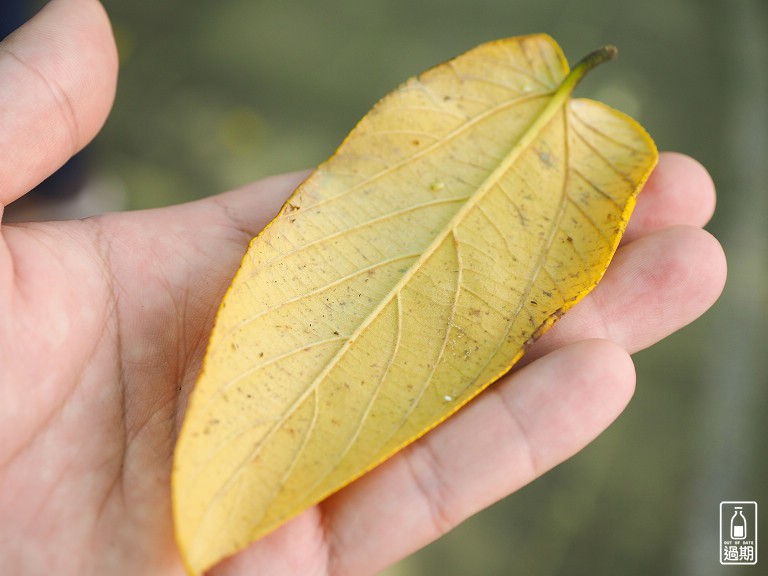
[0,1,726,575]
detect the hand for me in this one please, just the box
[0,1,726,575]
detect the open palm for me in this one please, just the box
[0,2,726,575]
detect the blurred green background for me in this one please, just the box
[25,0,768,574]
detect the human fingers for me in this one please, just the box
[526,225,726,363]
[319,339,635,576]
[622,152,716,244]
[0,0,117,206]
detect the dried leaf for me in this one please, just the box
[173,34,657,574]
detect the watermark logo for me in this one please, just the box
[720,501,757,565]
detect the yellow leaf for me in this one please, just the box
[173,34,657,574]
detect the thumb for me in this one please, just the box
[0,0,118,207]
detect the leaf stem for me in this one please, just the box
[564,45,618,93]
[536,45,616,124]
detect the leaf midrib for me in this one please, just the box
[281,65,579,414]
[195,64,583,535]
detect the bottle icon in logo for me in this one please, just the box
[731,506,747,540]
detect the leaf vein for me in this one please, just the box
[265,195,469,267]
[296,92,550,213]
